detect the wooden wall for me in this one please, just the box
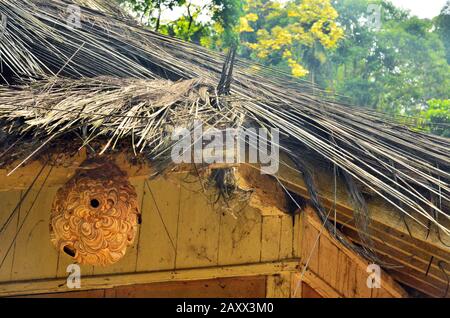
[293,207,407,298]
[0,168,298,297]
[0,158,407,298]
[18,276,267,298]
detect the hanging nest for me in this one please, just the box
[50,159,140,266]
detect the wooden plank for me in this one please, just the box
[347,240,450,297]
[345,262,359,298]
[11,179,60,281]
[332,209,450,264]
[301,282,323,298]
[292,271,342,298]
[341,225,449,287]
[0,152,154,192]
[136,177,180,271]
[300,213,320,273]
[304,208,407,298]
[218,205,262,266]
[260,216,281,262]
[0,259,300,297]
[279,214,294,260]
[175,178,220,268]
[293,213,301,258]
[387,268,449,298]
[354,266,372,298]
[111,276,266,298]
[291,272,302,298]
[275,154,450,257]
[266,272,291,298]
[0,190,21,282]
[335,250,355,298]
[334,212,445,265]
[20,276,266,298]
[317,235,339,289]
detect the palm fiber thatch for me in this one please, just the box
[0,0,449,261]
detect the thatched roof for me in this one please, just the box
[0,0,449,263]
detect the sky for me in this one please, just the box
[389,0,447,19]
[161,0,448,22]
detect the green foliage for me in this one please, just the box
[120,0,450,137]
[320,0,450,119]
[420,99,450,137]
[239,0,344,78]
[435,1,450,64]
[118,0,186,30]
[120,0,242,48]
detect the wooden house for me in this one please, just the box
[0,0,448,298]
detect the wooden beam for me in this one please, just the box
[266,272,291,298]
[0,259,301,297]
[275,154,450,255]
[291,271,342,298]
[0,151,154,192]
[303,209,408,298]
[343,231,450,298]
[337,218,450,286]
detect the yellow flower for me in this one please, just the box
[239,17,254,33]
[245,13,259,22]
[283,50,292,58]
[288,59,309,77]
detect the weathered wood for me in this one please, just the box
[386,268,449,298]
[11,182,59,281]
[266,272,291,298]
[111,276,267,298]
[176,179,220,268]
[292,271,342,298]
[279,214,294,260]
[0,190,21,282]
[276,154,450,256]
[136,177,180,272]
[0,152,154,192]
[299,207,407,298]
[218,206,262,266]
[292,213,302,258]
[335,250,356,298]
[317,234,339,289]
[300,212,320,273]
[300,282,322,298]
[20,276,267,298]
[303,208,408,298]
[0,260,300,297]
[261,216,282,262]
[341,225,450,288]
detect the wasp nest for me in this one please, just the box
[50,160,140,266]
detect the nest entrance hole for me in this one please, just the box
[90,199,100,209]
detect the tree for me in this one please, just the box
[320,0,450,116]
[239,0,344,79]
[120,0,243,48]
[420,99,450,137]
[435,0,450,64]
[119,0,186,31]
